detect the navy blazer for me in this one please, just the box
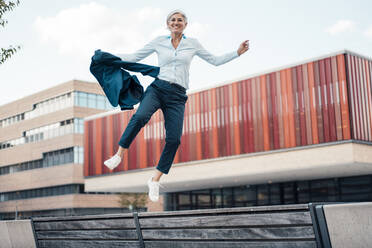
[90,49,160,110]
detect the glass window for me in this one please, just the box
[257,185,269,205]
[195,190,211,209]
[59,150,65,164]
[310,179,338,202]
[47,153,53,167]
[269,184,281,205]
[97,95,105,109]
[297,181,310,203]
[53,151,59,165]
[79,147,84,164]
[88,94,96,108]
[222,188,233,208]
[283,182,296,204]
[234,186,249,207]
[80,92,88,107]
[68,149,73,163]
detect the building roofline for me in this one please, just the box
[0,79,96,109]
[187,49,371,94]
[85,49,371,121]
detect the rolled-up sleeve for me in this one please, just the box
[195,39,239,66]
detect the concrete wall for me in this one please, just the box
[0,220,36,248]
[323,202,372,248]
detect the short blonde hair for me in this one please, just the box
[166,10,188,24]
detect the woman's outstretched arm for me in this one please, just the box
[195,39,249,66]
[117,37,159,62]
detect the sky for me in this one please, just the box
[1,0,372,106]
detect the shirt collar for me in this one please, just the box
[167,34,186,39]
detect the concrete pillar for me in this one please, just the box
[0,220,37,248]
[323,202,372,248]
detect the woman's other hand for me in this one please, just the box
[237,40,249,56]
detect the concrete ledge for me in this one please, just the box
[0,220,36,248]
[323,202,372,248]
[85,141,372,193]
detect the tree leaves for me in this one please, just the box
[1,0,20,64]
[118,193,147,210]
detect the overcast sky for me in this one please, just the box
[1,0,372,106]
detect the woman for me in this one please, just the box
[104,10,249,202]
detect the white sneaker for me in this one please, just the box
[147,177,161,202]
[104,154,121,170]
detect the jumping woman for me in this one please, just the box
[103,10,249,202]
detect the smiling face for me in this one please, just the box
[167,13,187,35]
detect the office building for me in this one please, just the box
[84,50,372,212]
[0,80,126,219]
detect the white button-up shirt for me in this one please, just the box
[118,35,239,90]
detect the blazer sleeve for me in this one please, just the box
[195,39,239,66]
[117,37,158,62]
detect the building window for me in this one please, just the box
[74,91,113,110]
[165,175,372,211]
[0,147,83,176]
[0,90,110,129]
[0,184,84,202]
[0,118,85,151]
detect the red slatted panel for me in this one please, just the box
[280,70,290,148]
[84,51,372,176]
[270,73,280,149]
[297,65,307,145]
[331,56,343,140]
[365,59,372,140]
[319,59,331,142]
[265,75,274,150]
[346,54,372,141]
[337,55,351,140]
[260,76,270,151]
[285,68,296,147]
[302,64,313,145]
[246,79,255,153]
[314,61,324,143]
[307,62,319,144]
[292,68,301,146]
[325,58,337,141]
[276,72,284,148]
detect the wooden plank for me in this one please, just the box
[144,241,317,248]
[33,213,133,222]
[38,240,140,248]
[138,204,310,217]
[139,212,312,228]
[34,218,136,231]
[36,229,138,240]
[141,226,315,240]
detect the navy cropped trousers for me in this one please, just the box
[119,79,188,174]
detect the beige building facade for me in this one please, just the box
[0,80,128,219]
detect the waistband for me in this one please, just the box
[155,79,186,93]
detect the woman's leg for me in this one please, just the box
[156,101,186,175]
[116,146,126,157]
[105,86,161,170]
[152,169,163,182]
[118,85,161,151]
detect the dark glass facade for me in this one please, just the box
[165,175,372,211]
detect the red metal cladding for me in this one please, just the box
[345,54,372,141]
[84,52,372,177]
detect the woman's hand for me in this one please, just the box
[237,40,249,56]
